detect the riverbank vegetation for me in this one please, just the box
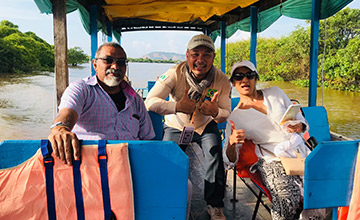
[0,20,89,73]
[68,47,89,66]
[0,20,54,73]
[214,8,360,92]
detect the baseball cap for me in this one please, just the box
[230,60,257,76]
[230,60,258,81]
[187,34,215,51]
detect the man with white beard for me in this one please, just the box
[48,42,155,165]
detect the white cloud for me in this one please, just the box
[228,31,250,43]
[126,40,152,57]
[168,39,177,53]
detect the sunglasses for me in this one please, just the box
[96,57,128,66]
[232,71,257,81]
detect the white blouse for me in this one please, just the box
[223,87,310,169]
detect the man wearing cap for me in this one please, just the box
[145,34,231,220]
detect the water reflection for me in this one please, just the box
[0,63,359,141]
[261,81,360,139]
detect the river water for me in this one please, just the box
[0,62,359,141]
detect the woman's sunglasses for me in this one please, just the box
[231,71,257,81]
[96,57,128,66]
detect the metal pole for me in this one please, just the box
[220,21,226,73]
[308,0,321,106]
[107,22,113,42]
[250,6,258,67]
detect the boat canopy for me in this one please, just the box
[32,0,354,107]
[34,0,353,42]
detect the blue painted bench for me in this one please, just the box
[301,106,360,219]
[301,106,331,143]
[304,140,359,219]
[0,140,188,220]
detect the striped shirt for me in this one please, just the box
[59,75,155,140]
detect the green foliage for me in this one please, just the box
[0,22,20,38]
[214,39,250,77]
[318,8,360,91]
[322,36,360,91]
[222,8,360,91]
[318,8,360,57]
[68,47,89,66]
[0,20,54,73]
[0,38,18,73]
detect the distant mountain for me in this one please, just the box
[142,52,185,61]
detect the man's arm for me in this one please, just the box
[145,80,177,115]
[48,107,79,165]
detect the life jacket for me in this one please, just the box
[0,140,134,220]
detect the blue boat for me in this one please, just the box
[1,0,359,219]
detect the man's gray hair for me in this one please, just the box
[95,42,126,58]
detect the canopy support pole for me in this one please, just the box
[118,31,122,45]
[220,21,226,73]
[308,0,321,106]
[250,6,258,67]
[107,22,113,42]
[53,0,68,107]
[90,5,98,76]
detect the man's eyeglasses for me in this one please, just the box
[231,71,257,81]
[95,57,128,66]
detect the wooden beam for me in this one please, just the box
[53,0,69,107]
[90,4,98,76]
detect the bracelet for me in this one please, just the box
[50,122,71,131]
[51,125,71,132]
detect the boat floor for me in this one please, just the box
[186,143,272,220]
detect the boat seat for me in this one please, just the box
[0,140,135,219]
[0,140,188,220]
[301,106,331,143]
[235,139,272,219]
[304,140,360,219]
[148,110,164,140]
[147,81,165,140]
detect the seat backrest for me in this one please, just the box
[148,111,164,140]
[147,81,156,91]
[147,81,164,140]
[304,140,359,209]
[0,140,189,219]
[231,97,240,110]
[301,106,331,143]
[217,97,240,130]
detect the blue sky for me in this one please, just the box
[1,0,359,58]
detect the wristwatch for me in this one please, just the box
[50,121,70,130]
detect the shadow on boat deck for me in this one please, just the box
[186,143,272,220]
